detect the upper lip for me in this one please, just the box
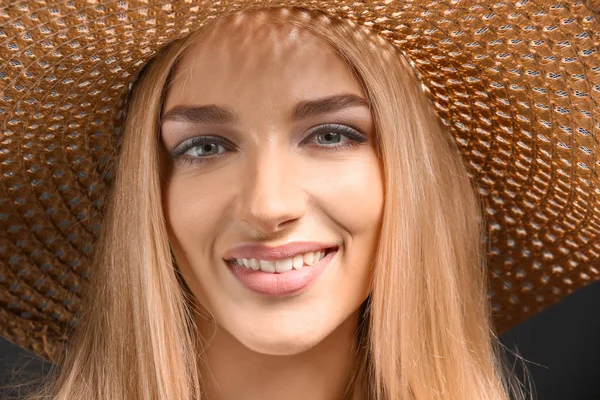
[223,241,337,262]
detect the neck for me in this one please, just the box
[197,311,360,400]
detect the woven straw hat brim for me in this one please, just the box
[1,0,600,362]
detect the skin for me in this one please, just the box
[160,15,384,400]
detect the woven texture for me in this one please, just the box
[0,0,599,362]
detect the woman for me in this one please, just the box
[4,7,519,399]
[2,1,598,399]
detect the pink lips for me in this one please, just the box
[223,241,337,261]
[223,242,338,296]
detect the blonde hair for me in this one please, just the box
[16,6,527,400]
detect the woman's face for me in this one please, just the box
[161,17,384,355]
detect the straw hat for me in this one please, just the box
[1,0,600,363]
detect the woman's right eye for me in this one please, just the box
[183,142,226,157]
[172,136,234,161]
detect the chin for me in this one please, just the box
[232,325,330,356]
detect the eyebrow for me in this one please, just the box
[161,94,369,124]
[162,104,237,124]
[293,94,369,119]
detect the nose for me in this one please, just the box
[236,145,306,234]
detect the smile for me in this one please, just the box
[226,247,338,296]
[231,249,331,273]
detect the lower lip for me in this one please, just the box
[228,250,337,297]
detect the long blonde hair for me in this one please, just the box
[18,6,526,400]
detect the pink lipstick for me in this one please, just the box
[224,242,338,296]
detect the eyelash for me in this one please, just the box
[171,124,368,166]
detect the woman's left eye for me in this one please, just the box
[304,124,368,149]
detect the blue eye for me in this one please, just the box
[171,124,368,166]
[172,136,233,160]
[305,124,368,149]
[315,132,343,145]
[183,142,225,157]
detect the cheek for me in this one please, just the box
[309,154,384,300]
[164,168,235,242]
[165,183,220,246]
[315,155,384,238]
[163,172,234,305]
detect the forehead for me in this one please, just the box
[164,15,364,110]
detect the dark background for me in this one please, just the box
[2,279,600,399]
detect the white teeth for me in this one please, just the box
[292,254,304,270]
[259,260,276,273]
[275,258,293,273]
[303,251,315,266]
[234,249,331,273]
